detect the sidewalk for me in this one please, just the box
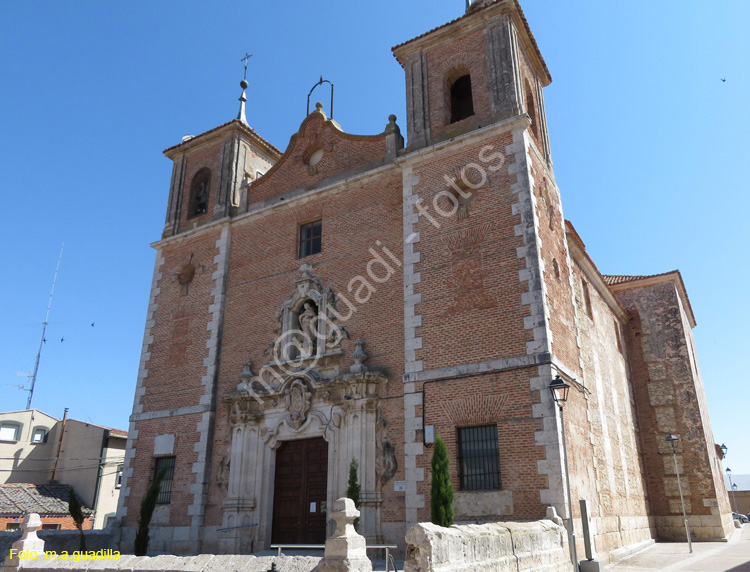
[609,523,750,572]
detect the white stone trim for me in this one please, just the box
[402,165,425,526]
[188,225,231,531]
[116,249,164,519]
[507,126,567,516]
[404,352,550,383]
[130,404,211,422]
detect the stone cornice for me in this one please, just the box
[163,119,281,164]
[151,114,532,250]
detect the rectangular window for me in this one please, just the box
[298,220,322,258]
[458,425,501,491]
[31,427,48,444]
[6,523,20,531]
[154,456,176,504]
[41,524,61,530]
[0,423,20,442]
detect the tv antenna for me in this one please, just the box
[27,244,64,410]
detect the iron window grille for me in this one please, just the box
[458,425,502,490]
[299,220,322,258]
[154,456,176,504]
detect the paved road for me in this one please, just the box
[609,523,750,572]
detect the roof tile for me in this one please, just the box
[0,484,93,517]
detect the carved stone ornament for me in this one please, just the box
[263,264,349,372]
[216,457,230,489]
[375,414,398,487]
[174,253,205,296]
[228,393,261,427]
[284,378,313,430]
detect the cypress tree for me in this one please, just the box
[346,458,361,531]
[67,487,86,552]
[430,435,454,527]
[134,467,166,556]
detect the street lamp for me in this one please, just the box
[549,375,578,572]
[666,434,692,553]
[727,467,739,514]
[720,443,728,458]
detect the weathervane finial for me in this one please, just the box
[241,53,253,80]
[237,53,252,125]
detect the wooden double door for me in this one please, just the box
[271,437,329,544]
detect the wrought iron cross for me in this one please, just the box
[240,53,253,80]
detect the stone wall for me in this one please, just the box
[0,529,119,564]
[611,274,734,541]
[404,520,570,572]
[10,554,320,572]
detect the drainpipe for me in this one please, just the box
[50,407,68,482]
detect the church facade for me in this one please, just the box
[115,0,733,561]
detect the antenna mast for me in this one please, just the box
[27,244,64,410]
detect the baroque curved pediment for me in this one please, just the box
[246,106,399,204]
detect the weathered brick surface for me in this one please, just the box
[425,28,491,142]
[410,133,528,371]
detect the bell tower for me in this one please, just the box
[161,79,282,238]
[393,0,552,160]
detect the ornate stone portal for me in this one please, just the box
[220,267,391,553]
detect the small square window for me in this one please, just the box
[458,425,502,491]
[299,220,322,258]
[31,427,48,444]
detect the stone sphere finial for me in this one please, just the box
[315,101,324,111]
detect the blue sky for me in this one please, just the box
[1,1,748,473]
